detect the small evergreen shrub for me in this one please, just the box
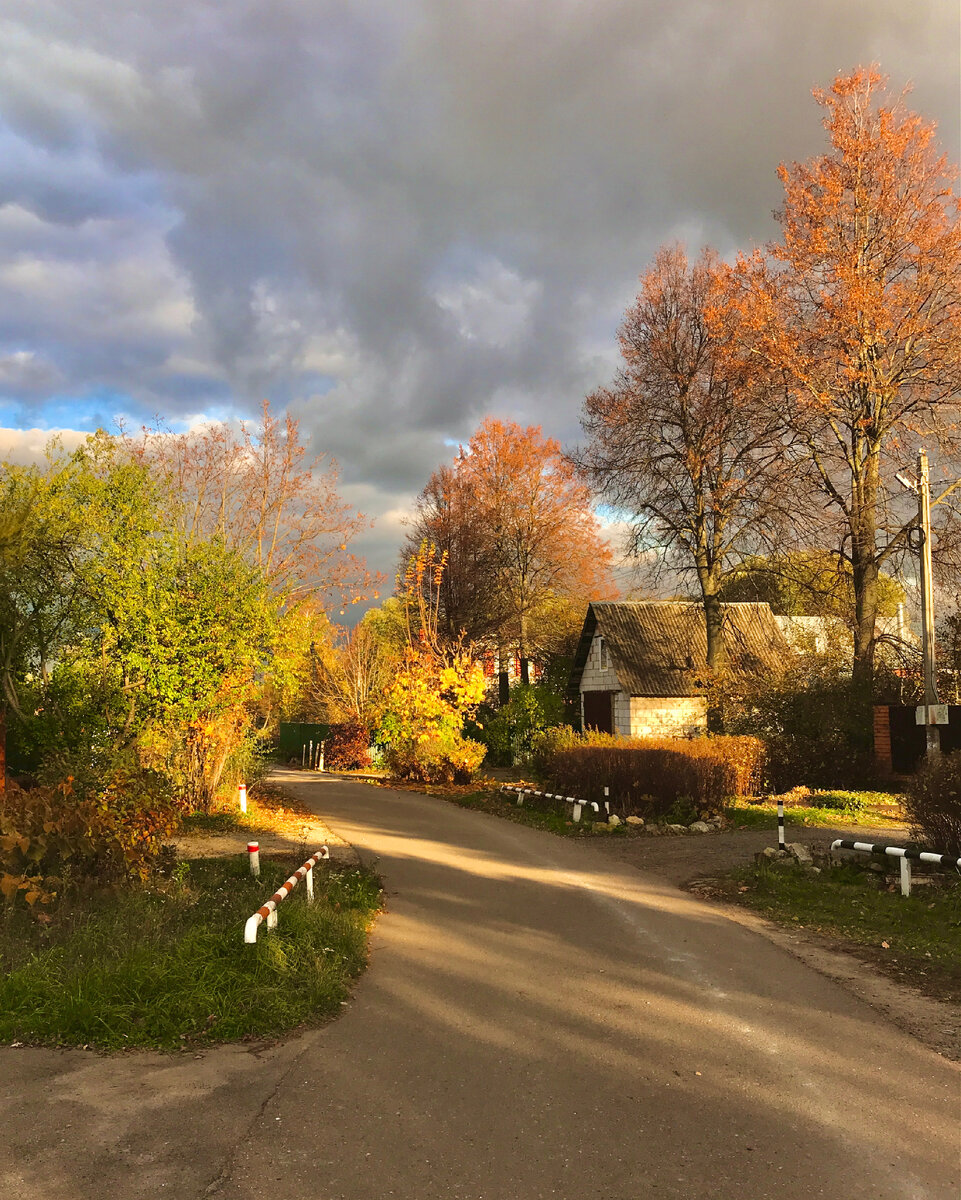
[905,750,961,857]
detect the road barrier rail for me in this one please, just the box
[830,838,961,897]
[500,784,603,823]
[244,846,330,943]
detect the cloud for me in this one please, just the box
[0,0,956,584]
[0,424,87,464]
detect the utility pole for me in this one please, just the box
[898,450,941,758]
[918,450,940,757]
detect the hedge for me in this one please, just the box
[538,733,764,820]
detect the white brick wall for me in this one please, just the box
[578,631,621,691]
[579,630,630,733]
[629,695,707,738]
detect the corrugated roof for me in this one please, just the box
[570,601,791,698]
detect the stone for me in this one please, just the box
[626,815,645,826]
[665,824,688,835]
[688,821,712,834]
[785,842,813,865]
[755,847,779,864]
[608,813,622,827]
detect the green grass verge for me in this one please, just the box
[725,791,905,830]
[703,861,961,1001]
[0,857,382,1051]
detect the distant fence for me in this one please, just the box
[874,704,961,774]
[278,722,330,761]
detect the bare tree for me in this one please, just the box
[126,399,377,605]
[578,245,796,668]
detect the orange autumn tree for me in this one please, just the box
[404,418,617,683]
[728,67,961,686]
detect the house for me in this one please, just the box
[776,606,919,661]
[568,601,791,738]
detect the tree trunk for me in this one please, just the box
[0,704,5,795]
[519,610,530,686]
[497,641,509,705]
[700,577,726,734]
[851,446,880,690]
[852,555,879,689]
[702,587,725,671]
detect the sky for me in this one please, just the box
[0,0,958,588]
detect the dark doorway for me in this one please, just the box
[583,691,615,734]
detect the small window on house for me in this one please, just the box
[599,638,608,669]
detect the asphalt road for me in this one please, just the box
[3,773,959,1200]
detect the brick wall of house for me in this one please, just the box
[579,631,630,734]
[579,631,621,692]
[629,696,708,738]
[873,705,893,775]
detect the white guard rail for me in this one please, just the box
[500,784,602,823]
[830,838,961,897]
[244,846,330,943]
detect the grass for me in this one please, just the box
[724,790,905,831]
[0,856,382,1051]
[702,860,961,1001]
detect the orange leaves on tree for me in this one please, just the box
[723,65,961,681]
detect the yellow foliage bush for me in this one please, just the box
[0,773,183,908]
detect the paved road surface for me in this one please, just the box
[3,772,959,1199]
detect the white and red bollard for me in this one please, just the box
[248,841,260,878]
[238,781,247,814]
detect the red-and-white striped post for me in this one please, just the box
[244,847,330,944]
[247,841,260,877]
[238,781,248,814]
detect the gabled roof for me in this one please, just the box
[570,601,791,698]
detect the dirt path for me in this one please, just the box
[173,772,360,868]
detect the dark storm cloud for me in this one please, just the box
[0,0,957,573]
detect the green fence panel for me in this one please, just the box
[277,722,331,760]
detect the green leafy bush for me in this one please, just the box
[1,771,184,907]
[540,734,764,819]
[471,683,565,766]
[711,647,876,791]
[810,790,867,817]
[905,750,961,856]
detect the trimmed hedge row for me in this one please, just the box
[536,732,764,819]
